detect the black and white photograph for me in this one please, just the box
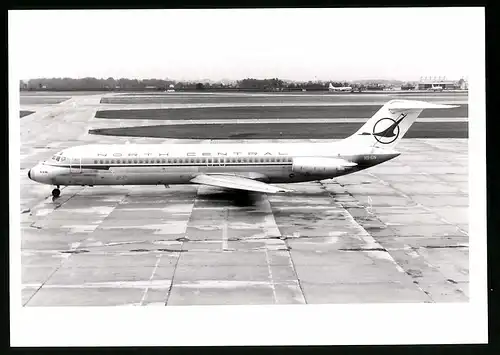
[9,7,487,346]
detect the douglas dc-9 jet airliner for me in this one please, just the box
[28,100,458,198]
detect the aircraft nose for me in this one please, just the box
[28,169,31,180]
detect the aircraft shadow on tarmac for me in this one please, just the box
[198,190,264,207]
[197,189,337,207]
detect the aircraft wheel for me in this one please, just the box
[52,188,61,198]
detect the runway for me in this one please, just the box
[19,91,469,306]
[94,104,467,119]
[100,91,467,105]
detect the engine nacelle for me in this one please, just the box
[292,157,355,175]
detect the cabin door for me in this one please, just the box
[70,157,82,174]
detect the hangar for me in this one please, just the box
[417,76,460,90]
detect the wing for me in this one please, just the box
[190,174,293,194]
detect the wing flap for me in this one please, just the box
[190,174,293,194]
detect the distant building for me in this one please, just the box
[417,76,459,90]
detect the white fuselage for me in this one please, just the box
[28,141,399,187]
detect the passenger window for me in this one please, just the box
[104,160,109,164]
[94,160,98,164]
[213,158,218,163]
[133,159,137,164]
[202,158,206,163]
[157,159,161,164]
[260,158,265,162]
[237,158,241,163]
[190,158,195,164]
[196,158,200,164]
[139,159,143,164]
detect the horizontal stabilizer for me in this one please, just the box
[387,100,459,111]
[190,174,293,194]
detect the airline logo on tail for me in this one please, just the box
[359,113,408,144]
[372,113,408,144]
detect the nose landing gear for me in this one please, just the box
[52,186,61,198]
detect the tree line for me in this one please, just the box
[20,77,365,92]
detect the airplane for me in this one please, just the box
[329,83,352,92]
[28,99,458,198]
[428,84,444,92]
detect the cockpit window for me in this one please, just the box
[55,156,61,161]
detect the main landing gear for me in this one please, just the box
[52,186,61,198]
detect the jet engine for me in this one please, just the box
[292,157,356,175]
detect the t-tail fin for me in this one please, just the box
[345,99,459,149]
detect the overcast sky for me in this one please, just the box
[10,8,480,82]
